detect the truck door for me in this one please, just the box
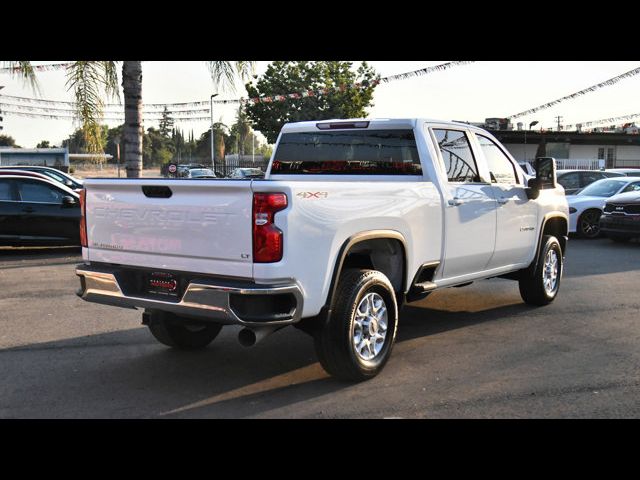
[431,128,497,279]
[15,178,79,242]
[474,133,538,269]
[0,179,21,243]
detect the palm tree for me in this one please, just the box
[4,61,254,177]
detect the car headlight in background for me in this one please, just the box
[569,207,577,214]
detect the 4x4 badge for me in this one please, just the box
[297,191,328,199]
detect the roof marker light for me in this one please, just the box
[316,121,370,130]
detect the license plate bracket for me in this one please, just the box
[146,271,180,298]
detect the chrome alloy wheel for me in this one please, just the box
[352,292,388,361]
[543,249,559,295]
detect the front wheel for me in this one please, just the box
[314,269,398,381]
[519,235,563,306]
[147,311,222,350]
[578,209,602,239]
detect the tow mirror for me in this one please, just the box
[526,157,557,199]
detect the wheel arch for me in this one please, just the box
[295,230,408,336]
[533,214,569,270]
[326,230,408,310]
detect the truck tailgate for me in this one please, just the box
[84,179,254,278]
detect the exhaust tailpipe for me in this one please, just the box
[238,326,281,347]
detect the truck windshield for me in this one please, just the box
[271,129,422,175]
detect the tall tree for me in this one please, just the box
[244,61,378,143]
[0,134,19,147]
[159,106,174,138]
[4,61,254,177]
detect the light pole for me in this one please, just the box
[524,120,539,162]
[210,93,219,171]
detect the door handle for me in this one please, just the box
[497,197,509,205]
[448,198,463,207]
[22,207,35,213]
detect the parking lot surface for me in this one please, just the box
[1,239,639,418]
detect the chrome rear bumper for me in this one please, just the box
[75,264,303,327]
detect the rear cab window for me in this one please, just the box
[431,129,482,183]
[271,129,423,175]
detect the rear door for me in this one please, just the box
[430,127,497,279]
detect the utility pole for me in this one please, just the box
[555,115,563,131]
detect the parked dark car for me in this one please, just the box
[177,164,207,177]
[0,175,81,246]
[600,189,640,242]
[229,167,264,179]
[557,169,624,195]
[184,168,217,179]
[0,169,52,181]
[605,168,640,176]
[0,166,83,191]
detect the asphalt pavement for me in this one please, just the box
[1,239,639,418]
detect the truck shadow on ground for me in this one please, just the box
[1,287,532,419]
[0,246,81,268]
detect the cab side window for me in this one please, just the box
[18,180,65,203]
[433,129,480,183]
[477,134,518,185]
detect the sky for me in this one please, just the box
[1,61,639,149]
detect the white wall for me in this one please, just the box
[502,143,539,162]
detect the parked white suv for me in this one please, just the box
[75,119,569,380]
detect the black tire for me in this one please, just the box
[314,269,398,381]
[577,209,602,239]
[147,311,222,350]
[519,235,563,306]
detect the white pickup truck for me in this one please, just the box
[76,119,569,381]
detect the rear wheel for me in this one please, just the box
[146,311,222,350]
[314,269,398,381]
[578,209,602,239]
[519,235,563,306]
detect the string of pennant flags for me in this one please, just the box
[0,61,475,117]
[0,62,75,73]
[507,65,640,119]
[0,93,235,109]
[0,102,211,116]
[0,109,211,123]
[4,61,640,126]
[564,112,640,130]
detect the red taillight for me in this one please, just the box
[253,192,287,263]
[79,188,87,247]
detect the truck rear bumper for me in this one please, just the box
[75,264,303,327]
